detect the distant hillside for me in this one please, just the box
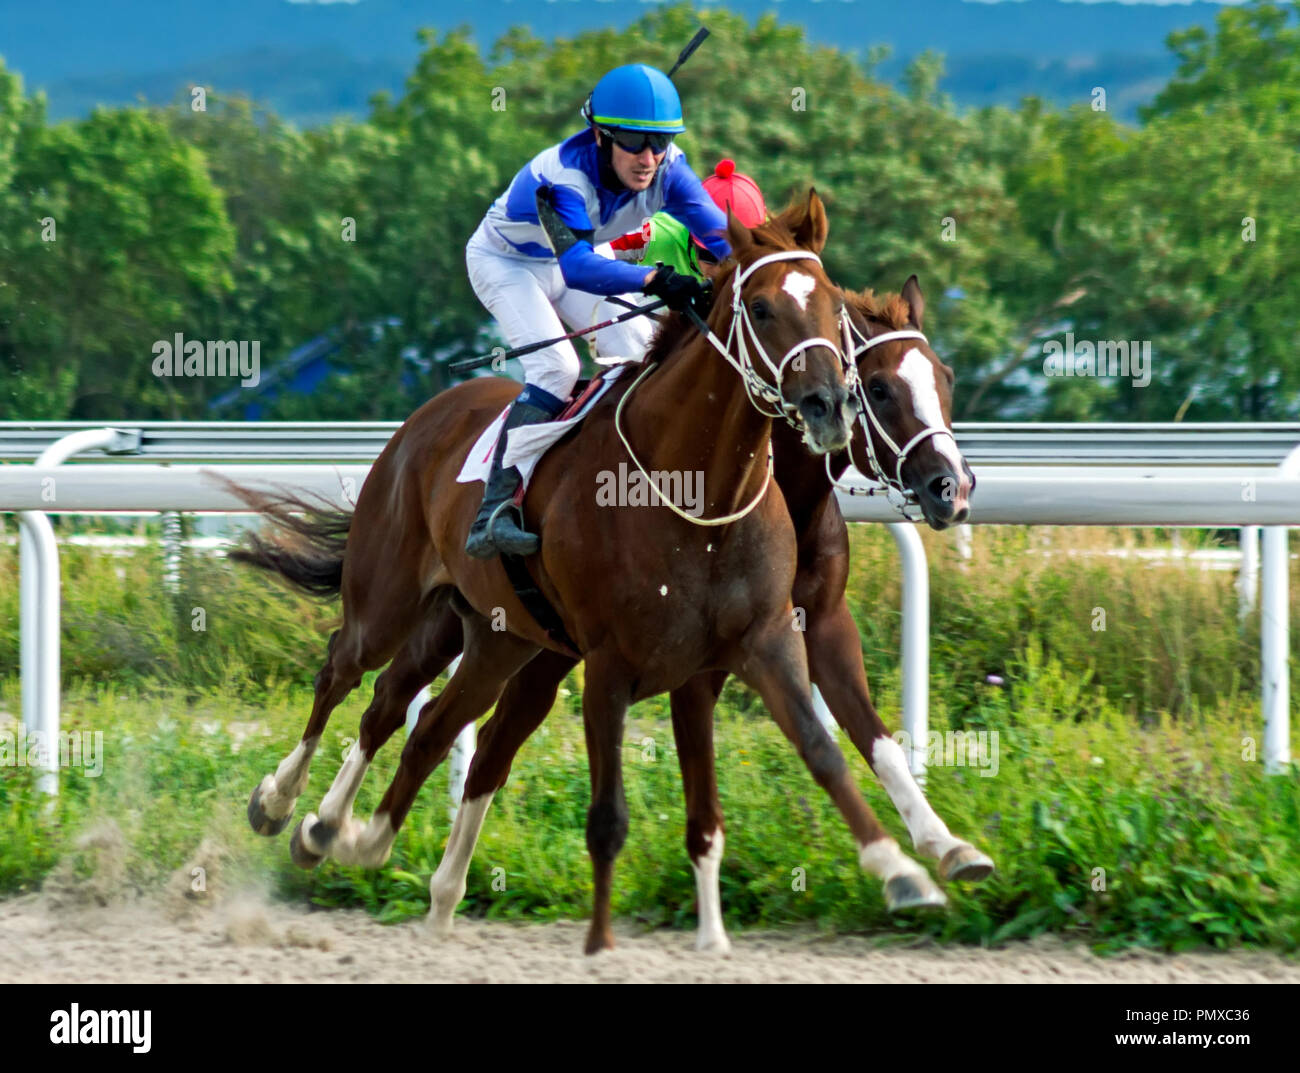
[0,0,1231,123]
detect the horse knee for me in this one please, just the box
[800,722,847,785]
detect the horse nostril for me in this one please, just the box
[801,391,830,421]
[927,474,955,504]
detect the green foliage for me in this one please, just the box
[4,3,1299,421]
[0,525,1297,951]
[0,667,1295,953]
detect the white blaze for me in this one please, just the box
[782,271,816,311]
[896,348,966,475]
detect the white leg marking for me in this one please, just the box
[318,741,369,827]
[428,792,495,938]
[691,829,730,954]
[331,812,397,869]
[896,348,966,474]
[870,735,962,861]
[782,270,816,311]
[858,837,931,884]
[258,737,319,819]
[302,741,376,860]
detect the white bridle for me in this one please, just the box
[614,248,852,526]
[700,249,851,430]
[828,315,962,522]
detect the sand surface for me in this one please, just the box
[3,890,1298,984]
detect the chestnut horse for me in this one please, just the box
[236,193,934,953]
[339,278,994,951]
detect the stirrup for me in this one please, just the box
[483,500,540,557]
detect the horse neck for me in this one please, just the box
[620,327,774,520]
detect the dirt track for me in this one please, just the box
[3,890,1298,984]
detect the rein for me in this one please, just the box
[612,248,842,527]
[826,318,961,523]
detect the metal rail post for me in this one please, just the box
[1261,446,1299,774]
[887,523,930,785]
[17,428,140,794]
[1239,526,1259,623]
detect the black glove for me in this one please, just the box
[643,263,711,319]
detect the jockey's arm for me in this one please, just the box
[660,158,731,262]
[546,184,659,295]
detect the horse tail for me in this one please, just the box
[221,479,353,600]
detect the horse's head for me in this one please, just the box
[708,190,856,454]
[843,277,974,529]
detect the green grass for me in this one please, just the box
[0,653,1296,953]
[0,520,1297,952]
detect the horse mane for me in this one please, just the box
[642,213,806,366]
[842,286,912,331]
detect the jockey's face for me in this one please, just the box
[597,130,663,191]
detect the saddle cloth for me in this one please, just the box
[456,363,629,489]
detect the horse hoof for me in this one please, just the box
[885,873,948,912]
[939,844,995,884]
[289,820,326,870]
[247,783,293,837]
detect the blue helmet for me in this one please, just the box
[581,64,686,134]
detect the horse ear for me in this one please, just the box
[789,188,829,254]
[725,206,753,256]
[901,274,925,331]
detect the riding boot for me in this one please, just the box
[465,386,564,559]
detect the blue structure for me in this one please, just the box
[207,319,507,419]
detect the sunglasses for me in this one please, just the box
[600,127,675,155]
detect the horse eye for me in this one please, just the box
[750,298,771,321]
[869,379,891,403]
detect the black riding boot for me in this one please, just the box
[465,392,560,559]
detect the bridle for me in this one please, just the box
[826,312,962,523]
[698,249,851,431]
[614,248,851,526]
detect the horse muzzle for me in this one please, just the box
[914,463,973,530]
[792,385,854,455]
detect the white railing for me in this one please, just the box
[1,425,1297,796]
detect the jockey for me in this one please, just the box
[464,63,731,559]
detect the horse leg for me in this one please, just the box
[669,670,731,953]
[581,656,631,954]
[247,573,433,839]
[428,649,577,937]
[806,595,994,882]
[288,602,464,869]
[734,622,946,912]
[295,611,540,869]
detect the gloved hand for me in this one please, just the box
[643,263,711,319]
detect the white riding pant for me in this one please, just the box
[465,222,655,400]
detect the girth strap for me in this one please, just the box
[499,552,581,658]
